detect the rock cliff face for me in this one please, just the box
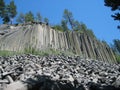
[0,24,117,63]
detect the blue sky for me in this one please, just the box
[6,0,120,44]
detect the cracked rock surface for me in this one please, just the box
[0,24,117,63]
[0,54,120,90]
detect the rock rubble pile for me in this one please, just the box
[0,54,120,90]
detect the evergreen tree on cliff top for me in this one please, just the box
[61,20,69,31]
[36,12,42,22]
[63,9,75,30]
[44,17,49,25]
[16,13,25,23]
[25,11,34,23]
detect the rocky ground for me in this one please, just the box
[0,54,120,90]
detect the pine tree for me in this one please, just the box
[0,0,5,18]
[0,0,17,24]
[61,20,68,31]
[113,39,120,53]
[44,17,49,24]
[2,5,10,24]
[16,13,25,23]
[25,11,34,23]
[63,9,75,30]
[73,20,81,31]
[9,0,17,24]
[36,12,42,22]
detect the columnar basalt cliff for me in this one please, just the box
[0,24,117,63]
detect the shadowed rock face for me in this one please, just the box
[0,24,117,63]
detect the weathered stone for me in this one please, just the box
[0,24,117,63]
[114,75,120,87]
[0,54,120,90]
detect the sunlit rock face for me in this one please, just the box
[0,24,117,63]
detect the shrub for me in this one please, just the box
[115,54,120,63]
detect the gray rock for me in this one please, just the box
[0,24,117,63]
[0,54,120,90]
[114,75,120,87]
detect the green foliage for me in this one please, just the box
[63,9,75,30]
[73,22,96,39]
[16,13,25,23]
[0,48,75,57]
[2,15,10,24]
[9,0,17,18]
[52,9,96,38]
[81,23,87,31]
[0,50,18,56]
[111,39,120,63]
[104,0,120,28]
[113,39,120,53]
[74,23,87,33]
[73,20,81,31]
[20,45,75,56]
[1,0,17,24]
[24,47,38,55]
[25,11,34,22]
[23,47,75,56]
[44,17,49,24]
[115,53,120,63]
[52,20,69,32]
[102,40,107,44]
[0,0,5,18]
[61,20,69,31]
[17,11,35,23]
[52,25,63,32]
[2,5,10,24]
[104,0,120,11]
[87,29,96,39]
[62,9,92,32]
[36,12,42,22]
